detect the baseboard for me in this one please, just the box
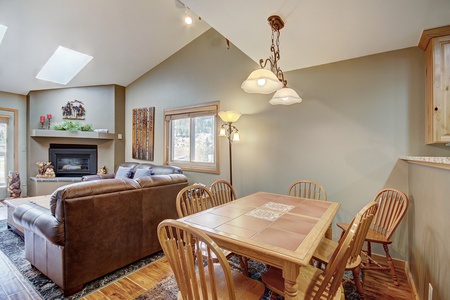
[370,253,405,268]
[405,262,420,300]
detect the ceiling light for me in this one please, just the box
[36,46,93,85]
[185,15,193,25]
[269,87,302,105]
[241,15,301,105]
[0,25,7,45]
[184,7,193,25]
[241,68,282,94]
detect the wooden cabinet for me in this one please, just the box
[419,26,450,144]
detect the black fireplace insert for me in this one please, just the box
[49,144,97,177]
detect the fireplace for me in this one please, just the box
[49,144,97,177]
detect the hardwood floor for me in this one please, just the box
[80,257,415,300]
[82,258,415,300]
[0,251,415,300]
[0,250,42,300]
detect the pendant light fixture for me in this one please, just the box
[241,15,302,105]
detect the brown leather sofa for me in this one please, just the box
[13,174,188,296]
[81,162,183,181]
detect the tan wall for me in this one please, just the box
[407,163,450,300]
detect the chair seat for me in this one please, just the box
[177,263,265,300]
[313,238,362,270]
[262,266,342,300]
[337,222,392,244]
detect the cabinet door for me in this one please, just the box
[428,36,450,144]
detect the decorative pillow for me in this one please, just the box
[133,168,153,179]
[115,166,133,179]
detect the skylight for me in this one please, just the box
[0,25,7,45]
[36,46,93,85]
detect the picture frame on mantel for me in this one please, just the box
[132,107,155,161]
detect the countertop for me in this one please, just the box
[400,156,450,170]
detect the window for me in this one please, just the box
[164,102,219,173]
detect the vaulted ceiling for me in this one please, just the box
[1,0,449,95]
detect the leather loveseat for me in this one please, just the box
[13,173,188,296]
[81,162,183,181]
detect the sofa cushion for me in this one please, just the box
[133,168,153,179]
[115,166,133,179]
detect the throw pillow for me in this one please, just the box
[133,168,153,179]
[115,166,132,179]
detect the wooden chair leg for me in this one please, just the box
[352,266,364,299]
[383,244,399,285]
[238,255,249,276]
[366,241,372,264]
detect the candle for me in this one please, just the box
[40,116,45,123]
[47,114,52,119]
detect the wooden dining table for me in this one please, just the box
[177,191,340,300]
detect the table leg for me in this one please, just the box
[282,262,301,300]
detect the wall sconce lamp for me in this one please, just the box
[218,111,241,185]
[241,15,302,105]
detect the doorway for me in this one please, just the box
[0,108,18,200]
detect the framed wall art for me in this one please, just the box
[62,100,86,119]
[132,107,155,161]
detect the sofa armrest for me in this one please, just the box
[13,204,64,246]
[82,173,115,181]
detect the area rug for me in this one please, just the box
[0,219,164,299]
[136,255,362,300]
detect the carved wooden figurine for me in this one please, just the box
[8,171,21,198]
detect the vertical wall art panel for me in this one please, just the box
[132,107,155,161]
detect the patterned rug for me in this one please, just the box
[136,255,362,300]
[0,219,164,299]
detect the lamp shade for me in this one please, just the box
[218,111,242,123]
[233,132,240,142]
[241,68,283,94]
[269,87,302,105]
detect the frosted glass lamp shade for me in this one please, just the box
[233,132,240,142]
[218,111,242,123]
[269,87,302,105]
[219,127,226,136]
[241,68,283,94]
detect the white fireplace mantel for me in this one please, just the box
[30,129,115,140]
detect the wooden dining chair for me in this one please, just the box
[288,180,327,200]
[337,188,409,286]
[176,184,247,275]
[209,179,250,275]
[313,201,379,298]
[176,185,217,218]
[288,180,332,239]
[157,219,265,300]
[262,215,360,300]
[210,179,237,205]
